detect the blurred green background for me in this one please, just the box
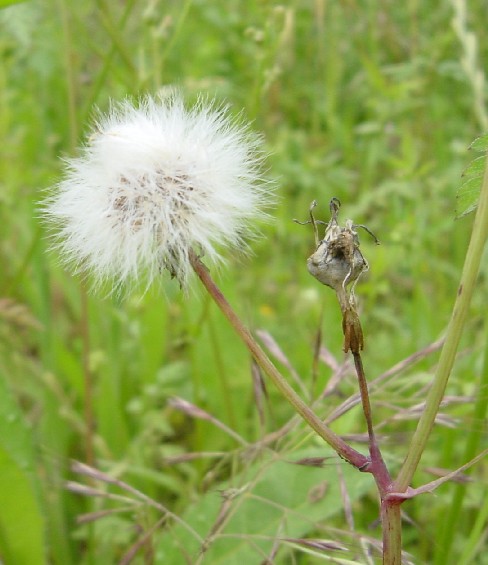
[1,0,487,563]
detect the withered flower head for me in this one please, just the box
[295,199,379,352]
[307,203,368,294]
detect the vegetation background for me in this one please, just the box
[1,0,487,563]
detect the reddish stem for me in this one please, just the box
[190,251,370,470]
[352,349,402,565]
[352,352,391,493]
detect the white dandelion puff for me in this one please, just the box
[43,93,273,292]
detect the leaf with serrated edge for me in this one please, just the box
[456,176,481,218]
[469,134,488,152]
[462,155,486,178]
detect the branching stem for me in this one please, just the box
[352,353,391,490]
[352,351,400,565]
[189,250,370,471]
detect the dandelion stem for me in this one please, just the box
[189,251,370,470]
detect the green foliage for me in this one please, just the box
[0,0,27,8]
[155,448,373,563]
[456,134,488,217]
[1,1,488,564]
[0,375,45,564]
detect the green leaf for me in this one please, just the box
[0,446,46,564]
[0,377,46,564]
[469,133,488,152]
[456,176,482,218]
[154,448,374,563]
[0,377,37,472]
[462,155,486,178]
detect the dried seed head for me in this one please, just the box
[42,92,274,293]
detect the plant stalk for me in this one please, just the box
[395,153,488,492]
[352,349,400,565]
[189,251,370,471]
[381,502,402,565]
[352,352,391,492]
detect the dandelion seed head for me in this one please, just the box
[43,93,273,293]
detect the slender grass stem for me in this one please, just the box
[81,284,95,466]
[95,0,137,75]
[58,0,95,466]
[395,153,488,492]
[189,251,370,471]
[81,0,137,121]
[207,314,238,429]
[457,489,488,565]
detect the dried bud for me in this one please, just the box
[342,306,364,353]
[307,219,368,292]
[295,199,378,353]
[303,199,369,293]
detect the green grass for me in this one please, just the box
[1,1,488,563]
